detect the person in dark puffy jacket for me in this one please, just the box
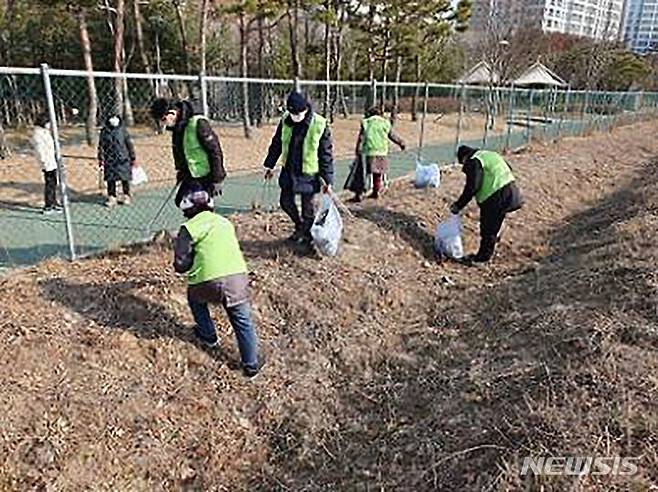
[150,98,226,207]
[97,115,136,208]
[263,91,334,244]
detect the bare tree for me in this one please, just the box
[199,0,210,74]
[287,0,302,80]
[133,0,151,73]
[78,8,98,145]
[173,0,193,73]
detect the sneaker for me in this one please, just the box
[42,207,56,216]
[105,196,117,208]
[193,326,218,348]
[242,357,266,378]
[347,195,362,203]
[120,195,132,206]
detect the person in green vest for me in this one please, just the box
[350,106,406,201]
[173,183,263,378]
[263,91,335,244]
[450,145,523,265]
[150,98,226,207]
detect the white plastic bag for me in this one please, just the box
[434,214,464,260]
[311,194,343,256]
[414,160,441,188]
[131,166,148,186]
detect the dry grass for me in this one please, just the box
[0,121,657,490]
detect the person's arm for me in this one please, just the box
[388,129,406,150]
[32,133,46,167]
[453,158,483,211]
[263,121,283,169]
[124,129,136,164]
[173,226,194,274]
[318,126,334,186]
[97,132,104,165]
[197,119,226,183]
[355,126,364,157]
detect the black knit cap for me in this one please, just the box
[286,91,308,114]
[457,145,478,164]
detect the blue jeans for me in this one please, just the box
[188,296,259,370]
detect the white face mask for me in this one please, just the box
[290,110,307,123]
[44,122,51,130]
[109,116,120,127]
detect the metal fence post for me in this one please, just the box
[482,86,490,148]
[199,72,209,118]
[526,89,533,146]
[454,83,466,160]
[581,89,590,136]
[504,85,515,151]
[557,85,570,141]
[417,82,429,161]
[40,63,76,261]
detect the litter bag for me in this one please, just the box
[131,166,148,186]
[414,160,441,188]
[311,194,343,256]
[434,214,464,260]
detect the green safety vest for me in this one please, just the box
[280,112,327,175]
[362,115,391,157]
[473,150,515,204]
[184,115,211,179]
[183,211,248,285]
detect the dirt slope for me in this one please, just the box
[1,121,657,491]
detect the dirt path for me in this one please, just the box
[1,121,657,490]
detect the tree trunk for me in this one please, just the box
[392,55,402,122]
[199,0,209,74]
[332,8,348,118]
[112,0,126,117]
[256,15,265,126]
[174,0,192,73]
[78,9,98,146]
[239,17,252,139]
[323,0,331,117]
[411,54,420,121]
[287,0,302,80]
[379,32,390,111]
[0,121,9,159]
[133,0,151,73]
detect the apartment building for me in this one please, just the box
[470,0,624,40]
[623,0,658,53]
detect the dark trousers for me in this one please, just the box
[188,296,259,371]
[107,180,130,197]
[43,170,58,209]
[476,182,522,261]
[477,206,507,261]
[280,187,315,233]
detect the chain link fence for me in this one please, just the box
[2,64,658,272]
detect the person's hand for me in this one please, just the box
[322,183,332,194]
[131,160,137,168]
[400,143,406,151]
[449,203,460,215]
[264,168,275,181]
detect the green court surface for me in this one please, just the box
[0,120,593,273]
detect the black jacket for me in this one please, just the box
[454,149,522,213]
[98,117,136,182]
[170,100,226,184]
[263,107,334,194]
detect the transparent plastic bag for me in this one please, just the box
[131,166,148,186]
[434,214,464,260]
[311,194,343,256]
[414,160,441,188]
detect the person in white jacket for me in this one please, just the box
[31,114,61,215]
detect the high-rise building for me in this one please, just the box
[470,0,624,41]
[623,0,658,53]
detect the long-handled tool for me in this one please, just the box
[144,182,179,237]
